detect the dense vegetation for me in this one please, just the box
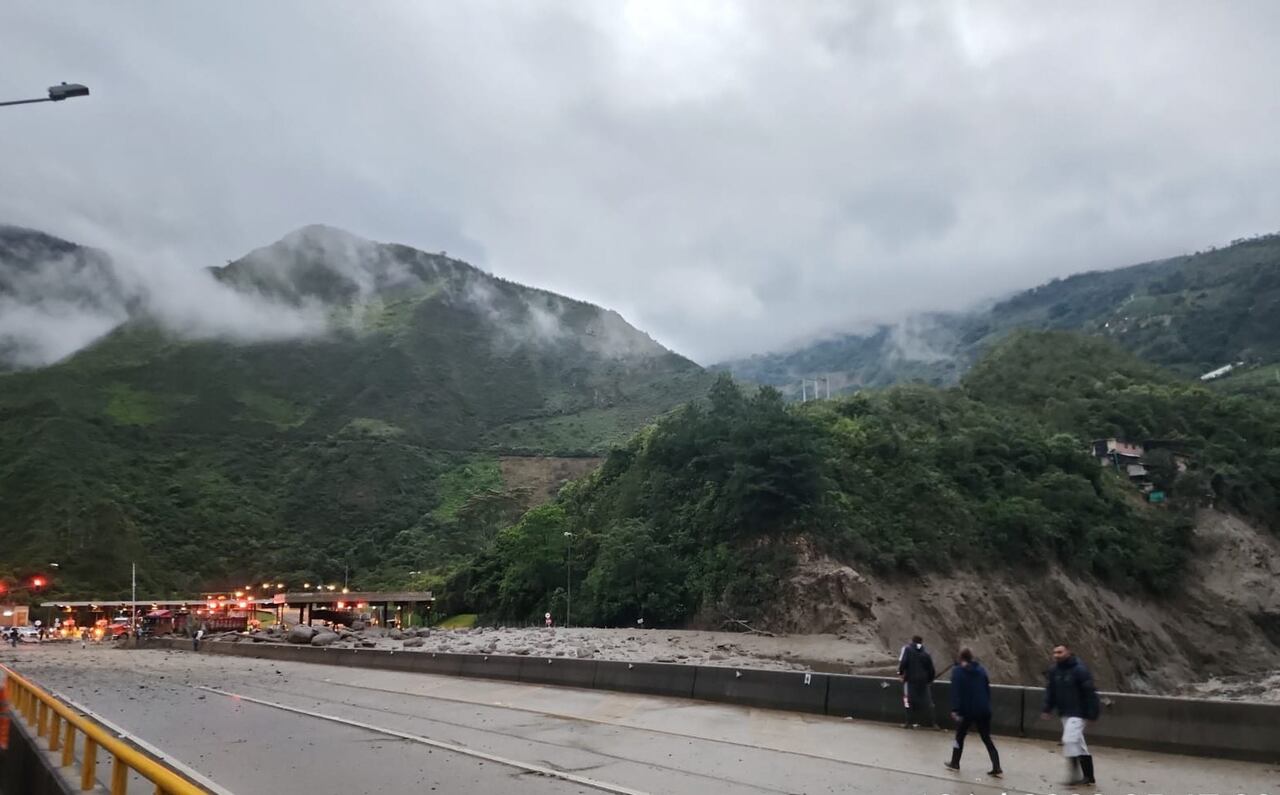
[722,232,1280,393]
[0,226,711,596]
[447,332,1280,627]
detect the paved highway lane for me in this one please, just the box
[3,644,1277,795]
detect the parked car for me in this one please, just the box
[16,626,41,643]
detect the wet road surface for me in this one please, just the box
[3,644,1277,795]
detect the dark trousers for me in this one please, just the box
[951,714,1001,770]
[904,681,936,726]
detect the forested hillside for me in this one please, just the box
[0,225,712,595]
[447,332,1279,626]
[721,233,1280,394]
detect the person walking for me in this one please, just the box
[898,634,938,729]
[1040,643,1100,787]
[193,624,205,652]
[943,648,1002,777]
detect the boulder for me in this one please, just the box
[575,645,597,659]
[402,637,425,648]
[388,630,406,640]
[360,640,377,648]
[288,626,318,644]
[512,646,532,656]
[351,621,366,631]
[311,631,339,647]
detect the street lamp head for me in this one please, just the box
[563,531,573,537]
[47,82,89,101]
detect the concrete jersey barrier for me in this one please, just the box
[145,637,1280,763]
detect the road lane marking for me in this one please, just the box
[198,685,653,795]
[225,678,794,794]
[48,687,238,795]
[268,671,1039,795]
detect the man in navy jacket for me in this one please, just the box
[1040,643,1100,787]
[943,648,1002,777]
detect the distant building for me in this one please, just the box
[2,604,31,627]
[1092,438,1145,461]
[1093,438,1195,499]
[1200,362,1244,381]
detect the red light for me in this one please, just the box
[31,577,46,588]
[207,602,217,609]
[237,601,248,609]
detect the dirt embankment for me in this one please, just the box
[196,510,1276,697]
[500,455,602,507]
[762,509,1280,694]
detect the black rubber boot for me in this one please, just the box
[944,748,961,771]
[1079,754,1096,785]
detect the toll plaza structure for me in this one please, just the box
[42,596,274,635]
[276,590,434,628]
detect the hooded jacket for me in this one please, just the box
[949,660,993,719]
[898,643,936,683]
[1041,655,1100,720]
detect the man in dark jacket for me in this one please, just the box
[943,648,1001,777]
[898,635,937,728]
[1040,643,1100,786]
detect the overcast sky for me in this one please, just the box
[3,2,1279,363]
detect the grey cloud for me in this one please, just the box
[1,1,1278,364]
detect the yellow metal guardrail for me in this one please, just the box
[1,664,209,794]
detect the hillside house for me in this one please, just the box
[1093,438,1193,502]
[1091,438,1145,462]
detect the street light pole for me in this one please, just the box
[0,82,90,108]
[563,531,574,628]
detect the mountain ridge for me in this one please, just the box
[718,231,1280,393]
[0,224,713,594]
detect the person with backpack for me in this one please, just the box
[1040,643,1100,787]
[898,634,938,729]
[943,648,1002,778]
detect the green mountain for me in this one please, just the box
[448,331,1279,626]
[0,225,138,369]
[0,225,712,595]
[719,232,1280,393]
